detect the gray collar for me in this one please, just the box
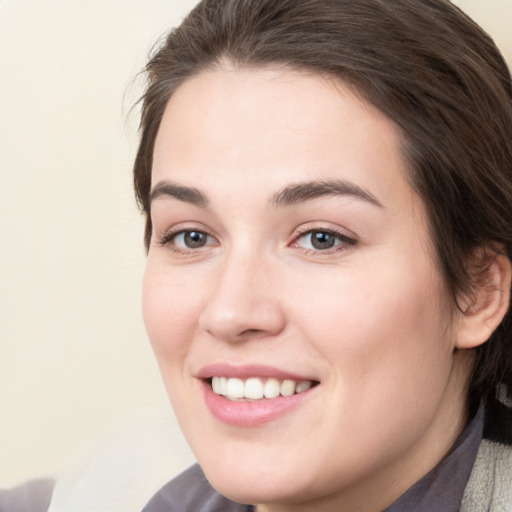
[383,409,483,512]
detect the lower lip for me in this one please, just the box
[203,382,315,427]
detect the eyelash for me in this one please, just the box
[156,227,356,255]
[291,227,357,254]
[156,228,217,253]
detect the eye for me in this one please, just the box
[158,229,217,251]
[292,229,354,252]
[175,230,210,249]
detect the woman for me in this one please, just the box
[134,0,512,510]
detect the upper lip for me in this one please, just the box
[197,363,319,382]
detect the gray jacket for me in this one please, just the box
[461,439,512,511]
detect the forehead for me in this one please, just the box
[152,66,415,214]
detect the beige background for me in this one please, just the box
[0,0,511,487]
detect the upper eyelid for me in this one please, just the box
[154,223,358,248]
[155,229,218,254]
[291,224,357,241]
[290,226,359,252]
[161,227,214,240]
[158,222,216,238]
[293,230,354,243]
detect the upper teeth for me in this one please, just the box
[211,376,313,400]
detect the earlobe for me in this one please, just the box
[456,249,512,349]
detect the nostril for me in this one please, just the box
[240,328,264,336]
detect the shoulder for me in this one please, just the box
[142,464,248,512]
[461,440,512,511]
[0,479,54,512]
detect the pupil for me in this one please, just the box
[184,231,206,248]
[312,231,335,250]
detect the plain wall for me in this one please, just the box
[0,0,199,486]
[1,0,511,487]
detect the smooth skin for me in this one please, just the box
[143,66,510,512]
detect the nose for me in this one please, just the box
[198,252,286,343]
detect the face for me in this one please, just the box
[143,67,468,511]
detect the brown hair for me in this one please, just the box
[133,0,512,439]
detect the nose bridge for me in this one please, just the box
[198,244,284,342]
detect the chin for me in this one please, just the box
[198,453,324,506]
[207,475,297,506]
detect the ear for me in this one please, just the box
[456,248,512,349]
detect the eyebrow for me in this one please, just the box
[150,180,209,208]
[270,179,384,208]
[149,178,383,210]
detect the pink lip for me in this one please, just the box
[197,363,315,381]
[203,383,315,427]
[197,364,319,427]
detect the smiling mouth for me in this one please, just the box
[209,376,319,401]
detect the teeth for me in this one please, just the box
[295,381,312,393]
[219,376,228,395]
[245,377,264,399]
[280,379,296,397]
[213,376,229,395]
[211,376,314,400]
[264,378,280,399]
[212,376,221,394]
[226,377,244,399]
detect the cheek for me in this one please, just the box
[287,264,457,475]
[293,261,454,402]
[142,264,203,362]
